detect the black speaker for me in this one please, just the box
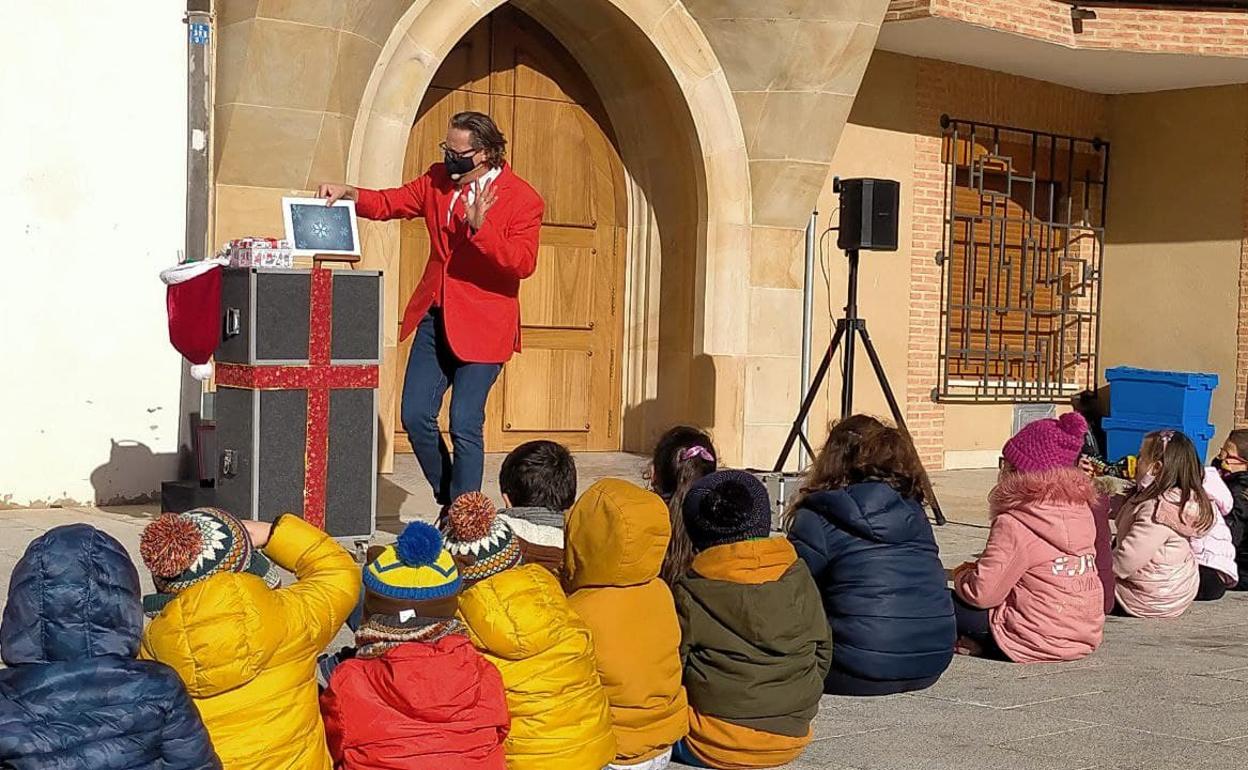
[836,178,900,252]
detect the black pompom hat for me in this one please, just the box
[682,470,772,552]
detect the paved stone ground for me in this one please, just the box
[2,461,1246,770]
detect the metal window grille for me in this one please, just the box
[936,115,1109,403]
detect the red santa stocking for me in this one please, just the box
[160,258,228,381]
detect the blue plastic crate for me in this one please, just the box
[1105,366,1217,424]
[1102,416,1217,463]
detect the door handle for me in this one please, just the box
[225,308,241,338]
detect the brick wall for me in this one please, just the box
[885,0,930,22]
[1239,146,1248,429]
[886,0,1248,57]
[907,61,948,469]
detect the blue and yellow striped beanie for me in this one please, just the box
[363,522,461,602]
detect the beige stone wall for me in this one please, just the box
[683,1,892,229]
[1100,85,1248,457]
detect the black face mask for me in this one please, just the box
[444,149,478,177]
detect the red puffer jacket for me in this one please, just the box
[320,634,510,770]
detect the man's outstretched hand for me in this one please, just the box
[465,178,498,232]
[317,183,358,206]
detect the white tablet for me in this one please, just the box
[282,197,361,259]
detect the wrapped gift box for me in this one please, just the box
[213,266,381,540]
[222,237,294,269]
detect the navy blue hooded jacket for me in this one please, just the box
[788,483,955,684]
[0,524,220,769]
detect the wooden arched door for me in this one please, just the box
[395,6,627,453]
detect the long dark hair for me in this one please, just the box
[783,415,928,530]
[1130,429,1215,533]
[650,426,717,584]
[451,111,507,167]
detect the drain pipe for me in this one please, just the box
[185,0,213,262]
[798,210,817,471]
[178,0,214,471]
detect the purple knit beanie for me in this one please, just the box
[1002,412,1088,473]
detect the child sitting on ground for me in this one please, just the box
[1083,454,1119,615]
[0,524,219,769]
[497,439,576,579]
[139,508,359,770]
[320,522,509,769]
[564,479,689,769]
[953,412,1104,663]
[673,471,830,769]
[1113,430,1214,618]
[649,426,718,585]
[786,415,955,695]
[1213,429,1248,589]
[1190,468,1238,601]
[442,492,616,770]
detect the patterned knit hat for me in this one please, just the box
[139,507,280,616]
[682,470,772,552]
[364,522,461,603]
[440,492,522,584]
[1002,411,1088,474]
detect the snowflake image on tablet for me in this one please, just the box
[290,204,355,252]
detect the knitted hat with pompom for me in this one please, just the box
[363,521,462,616]
[439,492,523,585]
[1002,411,1088,474]
[138,507,280,616]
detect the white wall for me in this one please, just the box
[0,2,188,506]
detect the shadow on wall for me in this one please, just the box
[89,439,183,507]
[622,353,718,458]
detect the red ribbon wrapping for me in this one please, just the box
[217,268,379,529]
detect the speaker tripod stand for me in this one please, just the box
[773,248,947,525]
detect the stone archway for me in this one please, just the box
[346,0,754,467]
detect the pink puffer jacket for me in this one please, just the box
[955,468,1104,664]
[1190,469,1239,586]
[1113,491,1206,618]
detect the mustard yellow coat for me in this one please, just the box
[458,563,616,770]
[141,515,359,770]
[565,480,689,764]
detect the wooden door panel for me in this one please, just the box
[431,19,491,93]
[510,100,598,228]
[520,243,596,329]
[500,349,593,431]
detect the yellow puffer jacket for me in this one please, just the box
[565,480,689,764]
[140,515,359,770]
[458,563,616,770]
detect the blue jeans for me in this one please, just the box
[401,310,502,506]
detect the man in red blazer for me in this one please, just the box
[318,111,543,507]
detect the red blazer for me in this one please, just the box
[356,163,544,364]
[320,634,510,770]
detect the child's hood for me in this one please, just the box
[1150,491,1211,538]
[1,524,143,666]
[564,479,669,590]
[457,563,579,660]
[680,538,817,651]
[332,635,492,722]
[141,571,285,697]
[1203,468,1233,518]
[989,467,1098,552]
[801,482,931,545]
